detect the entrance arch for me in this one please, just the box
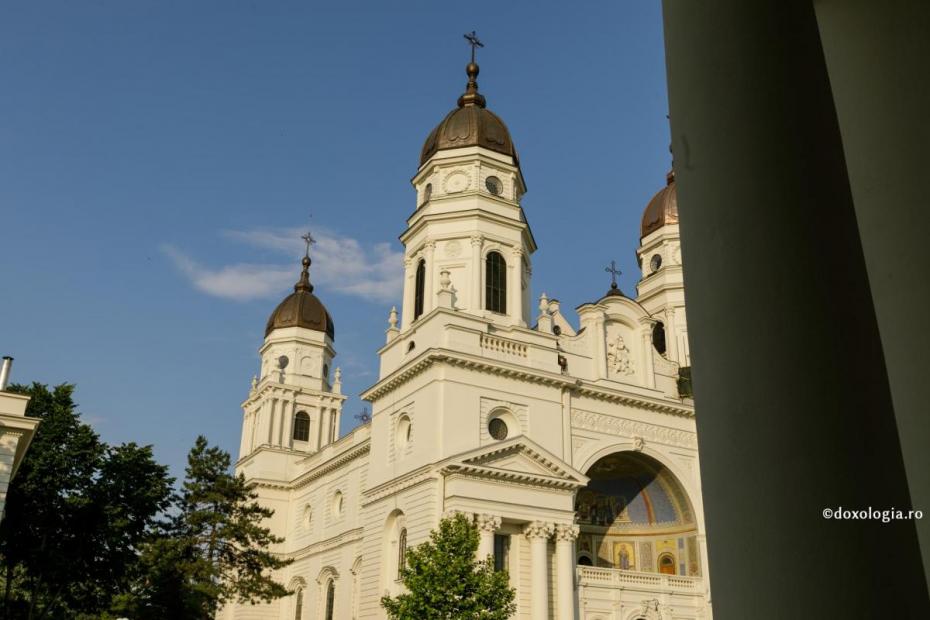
[574,451,700,577]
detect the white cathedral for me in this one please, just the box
[221,56,712,620]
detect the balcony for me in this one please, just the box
[577,566,703,594]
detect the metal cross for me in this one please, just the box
[605,260,622,287]
[464,31,484,63]
[301,232,316,258]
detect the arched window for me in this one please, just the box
[577,555,593,566]
[293,411,310,442]
[652,321,667,355]
[413,259,426,320]
[294,587,303,620]
[397,527,407,579]
[658,553,676,575]
[324,580,335,620]
[485,251,507,313]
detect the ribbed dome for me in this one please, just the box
[265,256,335,339]
[640,169,678,238]
[419,62,518,167]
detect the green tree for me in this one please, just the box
[120,436,292,619]
[381,513,517,620]
[0,383,173,619]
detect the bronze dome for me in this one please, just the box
[265,256,335,339]
[419,62,518,167]
[640,169,678,238]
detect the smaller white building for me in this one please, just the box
[0,357,39,521]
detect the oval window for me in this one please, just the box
[488,418,508,441]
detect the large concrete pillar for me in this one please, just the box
[524,522,552,619]
[661,1,929,616]
[812,0,930,591]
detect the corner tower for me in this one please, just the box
[635,169,690,365]
[400,49,535,329]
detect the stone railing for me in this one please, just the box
[577,566,702,593]
[479,333,528,358]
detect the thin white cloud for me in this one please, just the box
[163,227,403,304]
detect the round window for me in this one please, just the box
[485,176,503,196]
[650,253,663,272]
[488,418,508,441]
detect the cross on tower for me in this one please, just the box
[301,232,316,258]
[464,31,484,63]
[605,260,622,287]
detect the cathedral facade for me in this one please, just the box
[221,58,711,620]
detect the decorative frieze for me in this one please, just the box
[571,409,698,449]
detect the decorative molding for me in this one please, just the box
[442,464,583,491]
[554,523,580,542]
[572,409,698,449]
[284,528,363,562]
[361,349,694,419]
[523,521,555,540]
[476,514,502,533]
[361,467,437,506]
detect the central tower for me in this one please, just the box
[400,52,535,329]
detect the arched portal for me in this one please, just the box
[575,451,700,576]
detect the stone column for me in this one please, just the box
[333,408,342,441]
[524,521,553,619]
[508,247,524,325]
[554,524,579,620]
[423,241,436,315]
[470,235,483,312]
[401,257,415,330]
[476,514,501,562]
[283,400,295,449]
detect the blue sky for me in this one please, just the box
[0,1,670,479]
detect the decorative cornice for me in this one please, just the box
[361,465,437,506]
[283,527,363,562]
[441,463,583,491]
[362,348,693,418]
[291,441,371,490]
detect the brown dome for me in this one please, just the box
[419,62,518,167]
[640,170,678,238]
[265,256,335,339]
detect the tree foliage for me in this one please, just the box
[117,436,292,619]
[0,383,174,619]
[381,513,517,620]
[0,384,292,620]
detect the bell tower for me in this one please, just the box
[400,37,535,330]
[635,169,690,365]
[239,235,346,463]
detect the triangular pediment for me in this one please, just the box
[442,437,589,489]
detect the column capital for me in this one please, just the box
[423,240,437,253]
[470,234,484,248]
[554,523,580,542]
[523,521,554,540]
[476,514,502,534]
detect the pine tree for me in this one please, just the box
[381,513,516,620]
[121,436,292,619]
